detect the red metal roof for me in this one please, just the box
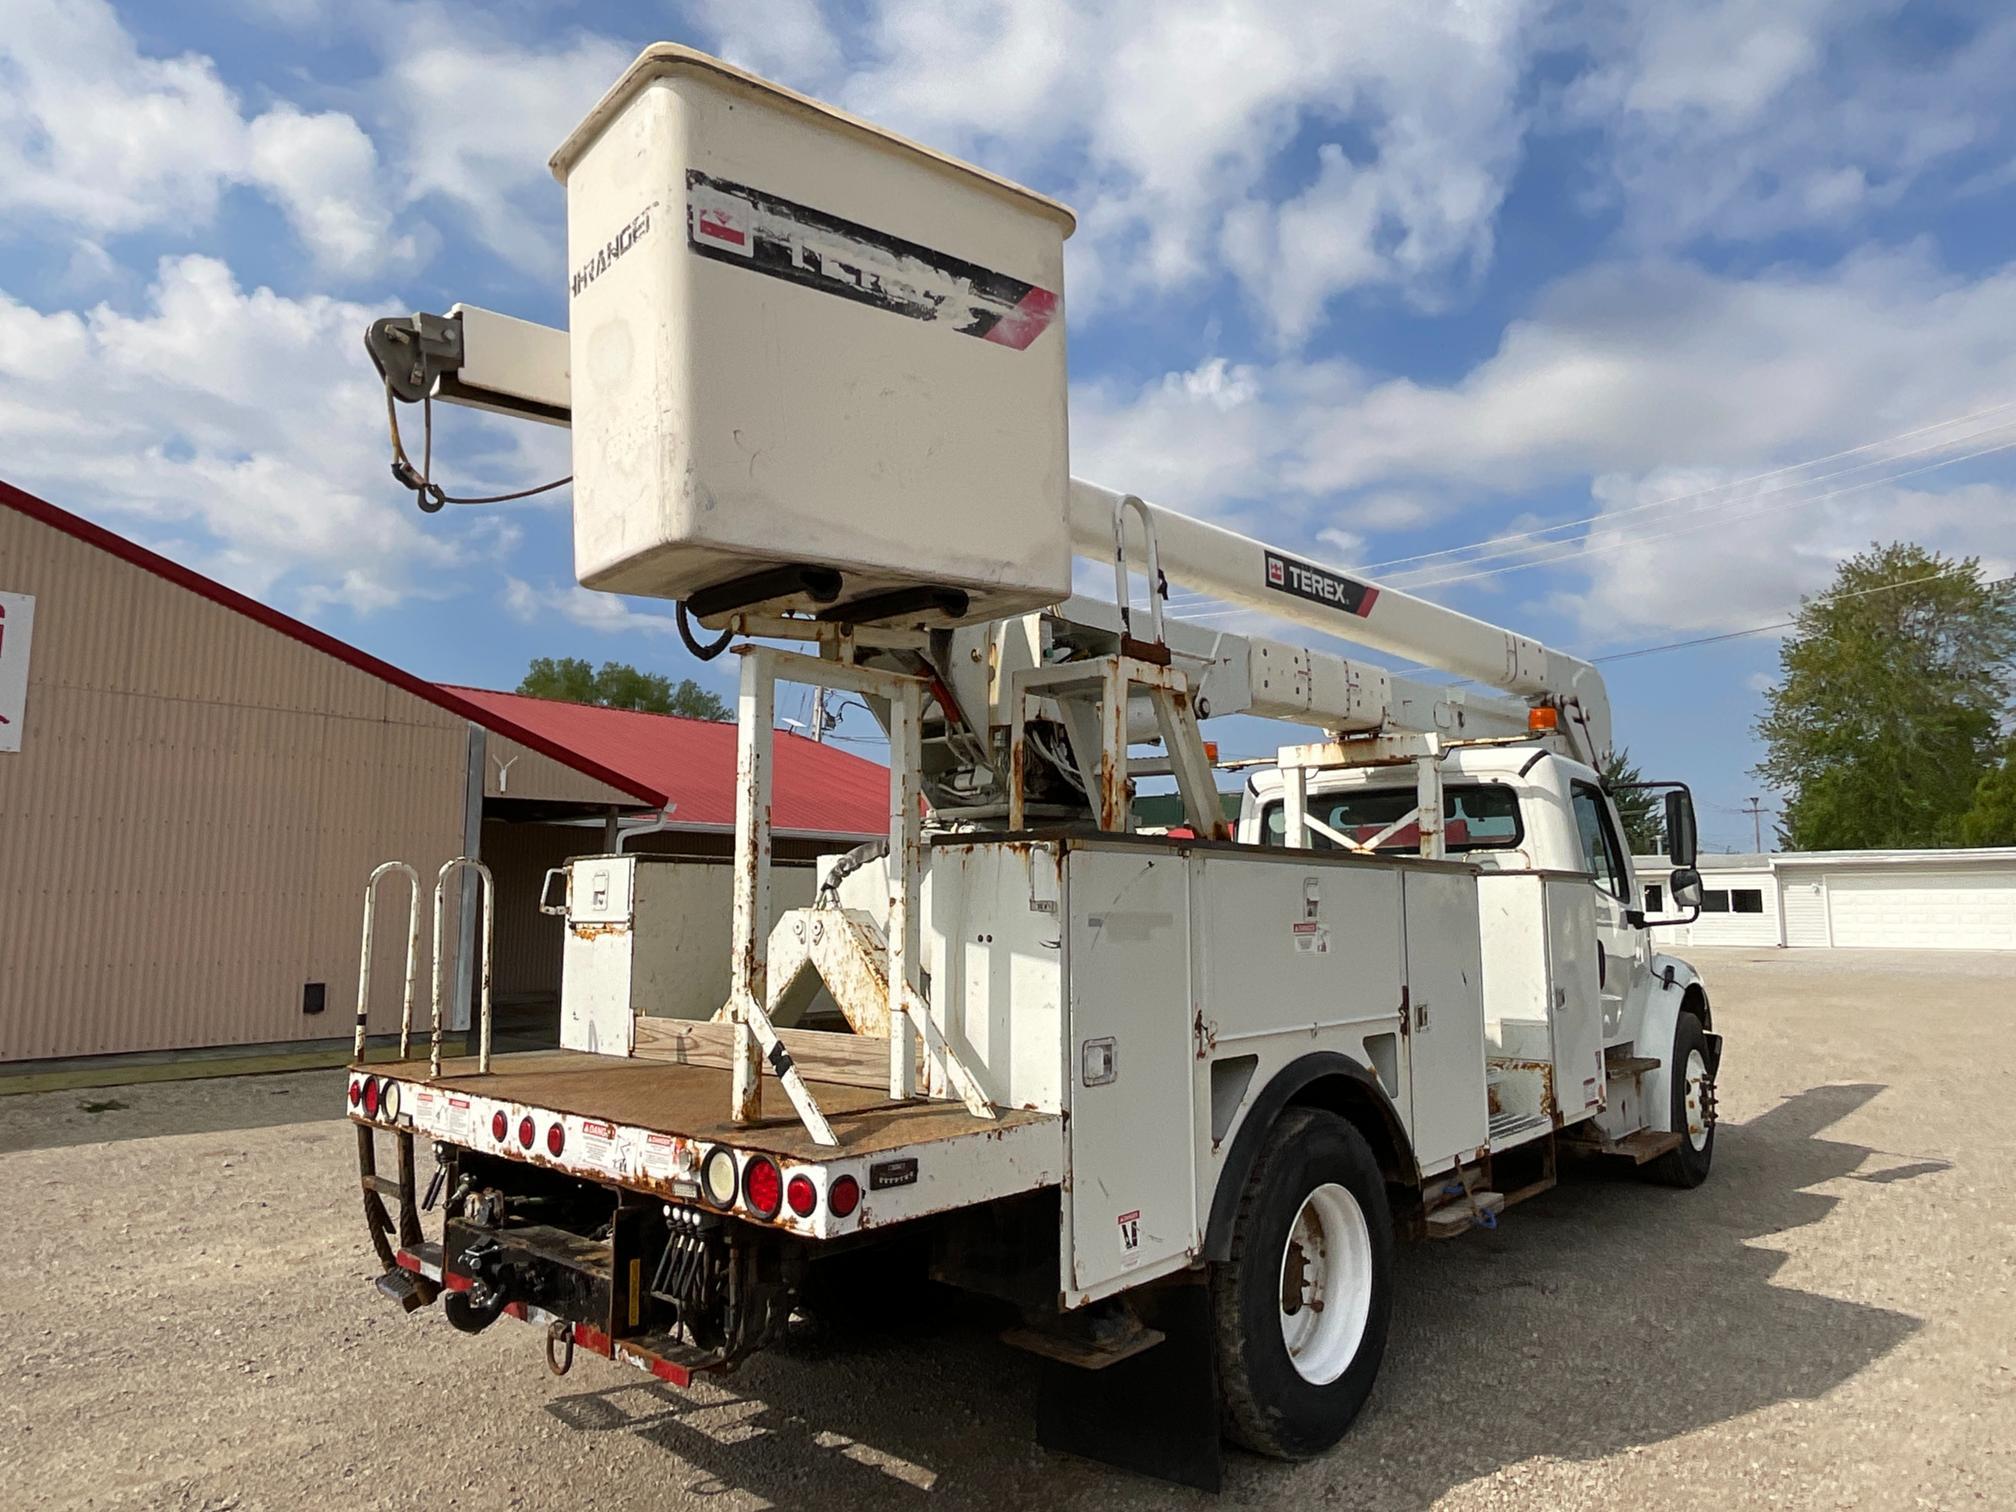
[443,685,890,837]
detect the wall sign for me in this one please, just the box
[0,591,33,754]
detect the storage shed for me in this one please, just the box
[1636,849,2016,951]
[0,479,886,1065]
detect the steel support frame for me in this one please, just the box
[1006,655,1228,838]
[731,646,973,1145]
[1275,733,1447,860]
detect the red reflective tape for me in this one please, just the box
[394,1250,425,1275]
[650,1358,693,1387]
[504,1302,528,1321]
[572,1323,614,1359]
[981,285,1059,351]
[441,1271,473,1292]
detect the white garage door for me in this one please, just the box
[1825,870,2016,949]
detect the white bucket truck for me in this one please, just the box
[349,45,1717,1490]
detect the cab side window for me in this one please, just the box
[1570,782,1628,899]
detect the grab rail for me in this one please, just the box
[354,861,421,1060]
[431,857,496,1076]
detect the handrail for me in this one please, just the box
[354,862,421,1060]
[431,856,496,1076]
[1111,492,1165,646]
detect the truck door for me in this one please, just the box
[1568,781,1636,1040]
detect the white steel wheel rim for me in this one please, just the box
[1683,1047,1710,1150]
[1278,1181,1373,1386]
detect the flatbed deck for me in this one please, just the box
[365,1048,1055,1160]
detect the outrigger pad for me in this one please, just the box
[1035,1279,1223,1492]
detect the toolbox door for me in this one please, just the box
[1064,848,1197,1301]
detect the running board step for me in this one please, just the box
[1605,1054,1660,1079]
[1425,1190,1506,1238]
[1562,1128,1683,1164]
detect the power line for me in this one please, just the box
[1392,429,2016,590]
[1350,397,2016,577]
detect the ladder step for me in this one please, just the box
[1425,1190,1505,1238]
[1561,1128,1682,1164]
[1605,1055,1660,1079]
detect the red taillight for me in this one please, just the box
[786,1174,817,1218]
[743,1156,783,1219]
[491,1109,508,1141]
[829,1175,861,1219]
[517,1115,535,1150]
[349,1078,362,1108]
[361,1077,381,1117]
[547,1123,566,1157]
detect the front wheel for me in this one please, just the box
[1209,1107,1393,1459]
[1646,1010,1716,1188]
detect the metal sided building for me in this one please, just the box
[0,480,887,1065]
[1635,849,2016,951]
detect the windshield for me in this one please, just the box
[1258,782,1524,854]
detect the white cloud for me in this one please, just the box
[0,0,405,277]
[1556,1,2014,247]
[1072,248,2016,638]
[0,255,534,611]
[503,578,681,636]
[380,20,632,275]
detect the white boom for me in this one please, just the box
[1069,480,1611,763]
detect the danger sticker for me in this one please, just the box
[1292,922,1331,954]
[1262,551,1380,618]
[684,171,1059,350]
[1117,1210,1142,1264]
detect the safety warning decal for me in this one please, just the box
[1291,920,1331,954]
[1262,550,1380,618]
[685,171,1059,350]
[1117,1209,1142,1264]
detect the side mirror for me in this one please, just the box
[1668,865,1703,912]
[1664,789,1698,867]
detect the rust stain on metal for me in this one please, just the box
[569,921,628,942]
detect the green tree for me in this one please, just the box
[1957,737,2016,846]
[1601,747,1663,855]
[1755,544,2015,850]
[517,657,730,720]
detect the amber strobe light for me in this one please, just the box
[1527,705,1560,732]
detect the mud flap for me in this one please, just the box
[1035,1277,1223,1492]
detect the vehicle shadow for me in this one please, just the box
[0,1067,340,1153]
[536,1080,1935,1509]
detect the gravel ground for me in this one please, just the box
[3,947,2011,1511]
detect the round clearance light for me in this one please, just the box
[700,1146,739,1210]
[743,1156,783,1220]
[828,1175,861,1219]
[380,1081,402,1121]
[786,1174,818,1219]
[491,1109,509,1142]
[517,1115,535,1150]
[546,1122,566,1157]
[361,1077,382,1117]
[348,1078,363,1109]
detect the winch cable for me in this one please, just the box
[384,385,572,512]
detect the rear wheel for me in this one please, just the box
[1210,1108,1393,1458]
[1647,1010,1715,1188]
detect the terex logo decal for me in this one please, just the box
[1262,551,1380,618]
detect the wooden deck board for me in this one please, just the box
[366,1050,1052,1160]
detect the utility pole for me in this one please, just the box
[809,686,827,744]
[1742,796,1767,853]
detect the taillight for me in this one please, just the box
[349,1079,363,1108]
[546,1123,566,1157]
[786,1173,817,1218]
[517,1115,535,1150]
[829,1175,861,1219]
[492,1110,508,1141]
[743,1156,783,1219]
[361,1077,381,1117]
[700,1146,738,1209]
[380,1081,401,1120]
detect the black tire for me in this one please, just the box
[1646,1009,1715,1188]
[1209,1107,1393,1459]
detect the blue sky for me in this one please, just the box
[3,0,2013,852]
